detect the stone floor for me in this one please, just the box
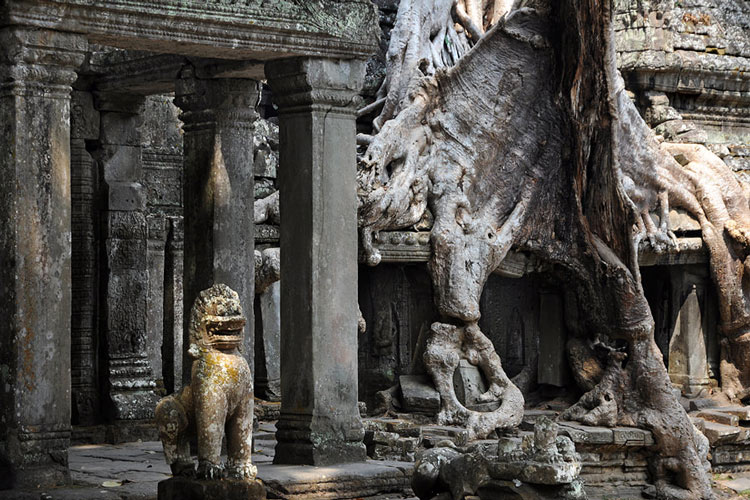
[2,423,415,500]
[5,420,750,499]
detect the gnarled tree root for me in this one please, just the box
[561,321,712,499]
[424,322,524,440]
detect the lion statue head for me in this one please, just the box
[187,284,246,358]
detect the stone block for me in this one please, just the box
[71,91,100,140]
[453,359,498,410]
[688,398,716,412]
[697,410,739,426]
[255,224,280,243]
[558,422,614,445]
[100,112,142,146]
[101,145,143,182]
[158,477,266,500]
[718,406,750,421]
[613,427,654,447]
[107,181,146,211]
[422,425,469,447]
[703,421,741,445]
[365,430,400,446]
[399,374,440,414]
[712,447,750,466]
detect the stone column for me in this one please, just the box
[538,290,569,387]
[147,214,167,389]
[174,67,258,382]
[71,90,101,425]
[669,284,711,397]
[0,27,86,486]
[96,93,158,420]
[164,217,184,393]
[255,281,281,401]
[266,57,367,466]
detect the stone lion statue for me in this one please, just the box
[155,284,256,480]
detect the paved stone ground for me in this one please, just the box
[3,422,750,500]
[2,424,415,500]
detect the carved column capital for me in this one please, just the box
[0,27,87,97]
[174,66,260,130]
[264,57,365,114]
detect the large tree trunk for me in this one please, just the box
[358,0,715,497]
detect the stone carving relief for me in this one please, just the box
[155,284,256,480]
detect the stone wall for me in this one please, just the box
[615,0,750,178]
[141,95,184,395]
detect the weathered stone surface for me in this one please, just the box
[267,57,367,466]
[412,418,583,500]
[400,374,440,414]
[95,95,159,421]
[0,26,87,487]
[175,70,259,381]
[71,90,101,426]
[158,477,266,500]
[538,291,568,387]
[702,421,742,446]
[558,422,615,445]
[668,285,711,396]
[261,460,412,500]
[697,410,740,427]
[255,281,281,401]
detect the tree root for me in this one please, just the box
[424,322,524,440]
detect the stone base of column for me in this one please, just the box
[107,357,159,420]
[274,413,366,466]
[669,374,713,398]
[11,424,71,488]
[158,477,266,500]
[15,465,70,489]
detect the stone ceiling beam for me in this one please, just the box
[4,0,379,61]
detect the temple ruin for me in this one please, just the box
[2,0,750,499]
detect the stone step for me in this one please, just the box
[702,421,743,445]
[716,406,750,421]
[697,409,740,427]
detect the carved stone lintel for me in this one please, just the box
[5,0,379,61]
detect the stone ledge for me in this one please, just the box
[362,231,708,269]
[259,460,413,500]
[6,0,379,61]
[159,477,266,500]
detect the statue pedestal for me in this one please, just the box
[158,477,266,500]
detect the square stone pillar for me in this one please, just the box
[0,27,87,486]
[94,93,159,421]
[163,217,185,394]
[70,90,101,425]
[254,280,281,401]
[538,290,569,387]
[266,57,367,466]
[669,284,711,397]
[174,68,259,381]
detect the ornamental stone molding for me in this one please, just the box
[3,0,379,61]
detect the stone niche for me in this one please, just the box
[641,264,721,397]
[358,263,567,409]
